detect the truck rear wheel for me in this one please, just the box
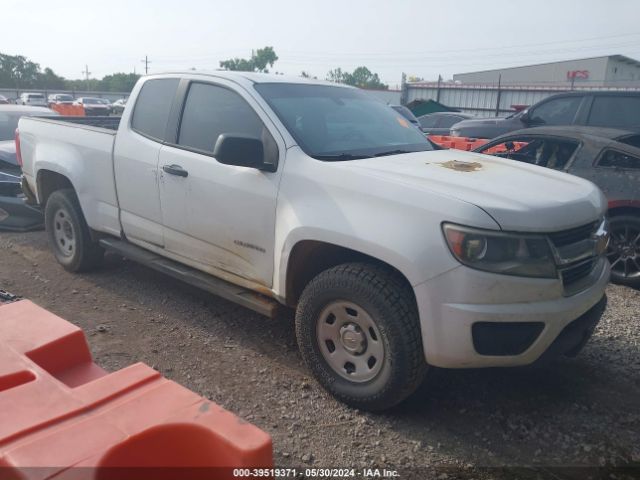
[295,263,427,411]
[44,189,104,272]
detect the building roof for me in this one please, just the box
[454,55,640,77]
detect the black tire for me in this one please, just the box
[44,189,104,272]
[295,263,427,411]
[607,214,640,288]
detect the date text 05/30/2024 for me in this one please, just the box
[233,468,401,478]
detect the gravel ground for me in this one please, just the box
[1,230,639,480]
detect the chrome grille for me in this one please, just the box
[548,220,606,294]
[549,221,598,247]
[561,259,596,287]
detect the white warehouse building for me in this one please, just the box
[452,55,640,87]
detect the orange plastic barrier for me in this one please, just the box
[484,141,528,154]
[0,300,272,479]
[428,135,487,151]
[51,103,85,116]
[428,135,528,154]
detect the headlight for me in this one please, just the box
[443,223,557,278]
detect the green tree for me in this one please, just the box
[37,67,66,90]
[100,73,141,92]
[326,66,388,90]
[0,53,40,88]
[220,46,278,73]
[326,67,345,83]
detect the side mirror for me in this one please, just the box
[213,134,273,171]
[520,111,530,124]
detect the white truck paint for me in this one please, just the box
[19,72,610,410]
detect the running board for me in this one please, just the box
[99,238,280,318]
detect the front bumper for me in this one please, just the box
[414,257,610,368]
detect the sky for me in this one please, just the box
[2,0,640,89]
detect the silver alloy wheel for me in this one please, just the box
[52,208,76,257]
[316,300,385,383]
[607,223,640,279]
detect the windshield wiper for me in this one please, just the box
[313,153,373,161]
[373,149,415,157]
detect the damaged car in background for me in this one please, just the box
[474,126,640,287]
[0,105,57,231]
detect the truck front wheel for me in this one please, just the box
[295,263,427,411]
[44,189,104,272]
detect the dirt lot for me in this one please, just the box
[1,230,639,479]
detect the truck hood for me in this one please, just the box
[340,149,605,232]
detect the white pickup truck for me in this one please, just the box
[18,72,610,411]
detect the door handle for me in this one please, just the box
[162,164,188,177]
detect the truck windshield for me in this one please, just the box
[255,83,432,160]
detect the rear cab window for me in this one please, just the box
[131,78,180,141]
[588,96,640,128]
[597,149,640,170]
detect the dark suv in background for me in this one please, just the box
[451,91,640,139]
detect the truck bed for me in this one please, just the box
[37,115,121,131]
[19,115,121,236]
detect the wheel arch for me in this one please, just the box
[36,169,75,206]
[284,240,417,310]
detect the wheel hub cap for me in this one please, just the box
[52,208,76,257]
[340,323,367,354]
[316,301,385,383]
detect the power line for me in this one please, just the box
[276,31,640,58]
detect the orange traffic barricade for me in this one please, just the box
[0,300,272,480]
[50,104,85,116]
[428,135,529,154]
[428,135,487,151]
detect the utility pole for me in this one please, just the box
[495,74,502,117]
[82,65,91,90]
[141,55,151,74]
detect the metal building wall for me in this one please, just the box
[405,82,640,118]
